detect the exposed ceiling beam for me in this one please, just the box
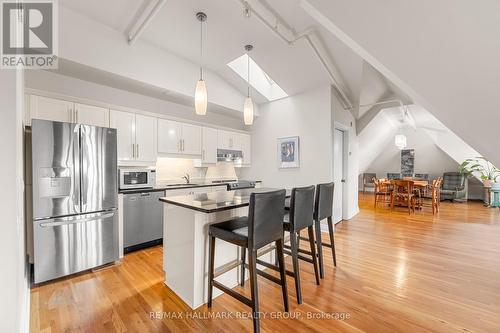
[356,94,400,135]
[126,0,166,45]
[238,0,353,109]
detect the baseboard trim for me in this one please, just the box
[21,260,31,333]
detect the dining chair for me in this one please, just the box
[208,190,288,333]
[391,180,416,214]
[374,178,392,209]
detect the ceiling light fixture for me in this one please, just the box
[395,134,407,150]
[243,44,254,125]
[194,12,207,116]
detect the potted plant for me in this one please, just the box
[459,157,500,187]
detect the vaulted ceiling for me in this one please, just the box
[60,0,401,109]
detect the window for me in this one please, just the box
[227,54,288,101]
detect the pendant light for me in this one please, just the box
[195,12,207,115]
[243,44,254,125]
[395,134,407,150]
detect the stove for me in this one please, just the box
[226,180,256,191]
[211,179,237,184]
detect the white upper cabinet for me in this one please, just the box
[74,103,109,127]
[29,95,73,123]
[194,127,218,166]
[241,134,251,165]
[217,130,241,150]
[135,114,157,163]
[110,110,157,165]
[158,119,183,154]
[182,123,202,155]
[110,109,135,161]
[158,119,201,156]
[29,95,110,127]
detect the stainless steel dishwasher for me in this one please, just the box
[123,191,164,253]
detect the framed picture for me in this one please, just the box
[277,136,300,168]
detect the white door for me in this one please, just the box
[182,123,202,155]
[110,109,135,161]
[74,103,109,127]
[30,95,73,123]
[158,119,183,154]
[201,127,218,164]
[241,134,251,165]
[135,114,157,163]
[333,129,344,223]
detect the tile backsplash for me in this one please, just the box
[155,157,238,184]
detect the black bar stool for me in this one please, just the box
[245,186,320,304]
[283,186,320,303]
[207,189,288,333]
[299,182,336,278]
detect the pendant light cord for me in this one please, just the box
[247,52,250,97]
[200,18,203,80]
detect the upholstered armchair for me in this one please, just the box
[361,173,377,193]
[440,172,468,202]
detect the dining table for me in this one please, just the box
[382,179,429,188]
[382,179,429,209]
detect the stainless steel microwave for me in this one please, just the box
[119,168,156,190]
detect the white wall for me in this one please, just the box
[0,70,29,332]
[240,86,332,185]
[331,87,359,219]
[365,128,459,180]
[303,0,500,167]
[240,85,360,220]
[25,70,246,130]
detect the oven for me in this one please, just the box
[119,168,156,190]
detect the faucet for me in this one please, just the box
[182,173,190,184]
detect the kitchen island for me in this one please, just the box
[159,188,286,309]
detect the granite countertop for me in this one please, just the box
[159,187,290,213]
[119,181,262,194]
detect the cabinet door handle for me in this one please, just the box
[136,144,139,158]
[202,149,205,160]
[75,109,79,123]
[132,144,135,158]
[178,140,182,152]
[182,139,185,151]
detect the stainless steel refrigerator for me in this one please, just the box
[31,119,118,283]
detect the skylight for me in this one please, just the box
[227,54,288,101]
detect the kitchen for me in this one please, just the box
[6,1,350,332]
[3,1,498,333]
[26,89,260,281]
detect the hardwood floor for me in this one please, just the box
[30,194,500,333]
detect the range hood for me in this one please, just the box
[217,149,243,162]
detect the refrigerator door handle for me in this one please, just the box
[39,211,116,228]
